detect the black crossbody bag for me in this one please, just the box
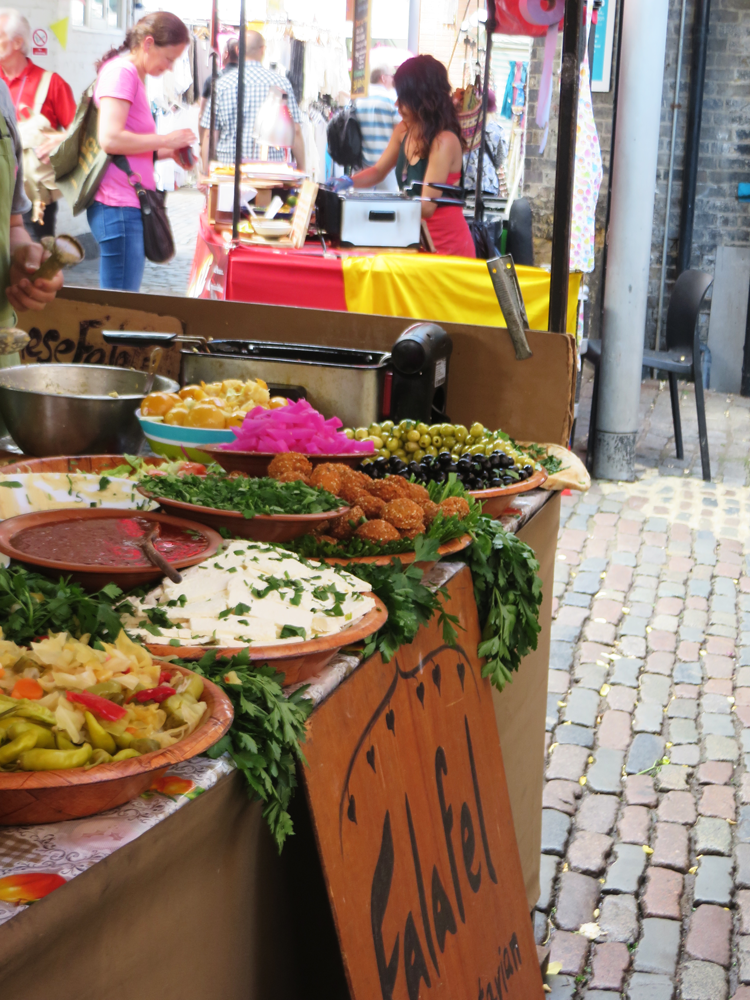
[112,155,175,264]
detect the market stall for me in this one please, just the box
[188,212,581,330]
[0,289,582,998]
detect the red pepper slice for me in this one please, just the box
[131,685,176,704]
[158,669,173,685]
[66,690,127,721]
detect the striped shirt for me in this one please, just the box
[353,85,399,167]
[200,61,302,164]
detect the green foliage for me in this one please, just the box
[0,565,125,645]
[185,649,313,852]
[462,516,543,690]
[140,469,342,518]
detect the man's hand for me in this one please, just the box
[7,243,63,313]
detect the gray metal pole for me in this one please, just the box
[407,0,420,53]
[593,0,670,481]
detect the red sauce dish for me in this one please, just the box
[0,509,223,590]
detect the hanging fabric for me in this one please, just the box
[501,61,515,118]
[569,0,603,273]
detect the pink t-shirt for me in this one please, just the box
[94,57,155,208]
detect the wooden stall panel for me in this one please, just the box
[16,298,183,381]
[303,567,543,1000]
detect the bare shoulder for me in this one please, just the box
[432,130,463,155]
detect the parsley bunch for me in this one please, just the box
[0,565,125,645]
[462,516,543,690]
[140,470,342,518]
[184,650,313,851]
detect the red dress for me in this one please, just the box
[425,171,476,258]
[397,142,476,258]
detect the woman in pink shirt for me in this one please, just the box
[88,12,195,291]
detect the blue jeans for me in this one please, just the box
[87,202,145,292]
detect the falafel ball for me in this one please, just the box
[383,498,426,532]
[354,491,387,520]
[309,466,343,495]
[439,496,471,520]
[367,479,406,503]
[403,481,430,504]
[420,499,440,526]
[268,452,313,479]
[355,519,401,543]
[329,505,366,540]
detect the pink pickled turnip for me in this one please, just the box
[221,399,375,455]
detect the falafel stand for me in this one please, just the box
[0,284,574,999]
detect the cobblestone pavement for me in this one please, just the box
[61,188,203,297]
[543,470,750,999]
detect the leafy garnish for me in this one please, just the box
[184,651,313,851]
[140,471,343,518]
[0,565,124,645]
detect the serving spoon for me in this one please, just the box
[137,524,182,584]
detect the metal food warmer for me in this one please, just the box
[103,323,453,430]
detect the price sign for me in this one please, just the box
[302,568,543,1000]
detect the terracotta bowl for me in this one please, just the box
[202,448,370,477]
[144,595,389,687]
[469,468,548,518]
[0,509,223,590]
[0,454,169,476]
[136,488,351,543]
[0,664,233,825]
[323,533,473,570]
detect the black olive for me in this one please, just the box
[489,453,502,469]
[523,465,534,476]
[489,476,502,488]
[408,461,420,474]
[438,451,453,467]
[457,457,472,471]
[498,453,513,468]
[501,475,513,485]
[390,460,405,474]
[465,474,477,488]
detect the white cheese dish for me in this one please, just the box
[121,540,376,647]
[0,473,157,518]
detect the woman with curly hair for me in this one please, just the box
[347,54,475,258]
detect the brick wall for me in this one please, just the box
[522,0,750,346]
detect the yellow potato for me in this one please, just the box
[164,405,189,426]
[142,392,180,417]
[179,386,207,402]
[269,397,288,409]
[185,401,226,429]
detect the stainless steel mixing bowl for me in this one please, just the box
[0,364,179,456]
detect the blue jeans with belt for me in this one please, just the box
[87,202,145,292]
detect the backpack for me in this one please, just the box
[17,71,60,221]
[327,107,364,170]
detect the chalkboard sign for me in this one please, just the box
[303,567,543,1000]
[351,0,371,98]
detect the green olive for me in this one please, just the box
[404,441,419,453]
[368,435,384,449]
[443,436,456,449]
[426,446,438,457]
[378,448,390,459]
[405,429,421,443]
[386,437,400,452]
[469,422,484,438]
[395,449,407,459]
[431,435,443,448]
[343,429,354,439]
[454,425,468,442]
[416,422,430,436]
[380,420,394,434]
[418,434,431,449]
[368,423,382,436]
[413,449,426,462]
[354,427,369,441]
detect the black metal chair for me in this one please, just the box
[582,269,714,480]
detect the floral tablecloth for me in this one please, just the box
[0,489,552,928]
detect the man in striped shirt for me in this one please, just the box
[353,68,399,192]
